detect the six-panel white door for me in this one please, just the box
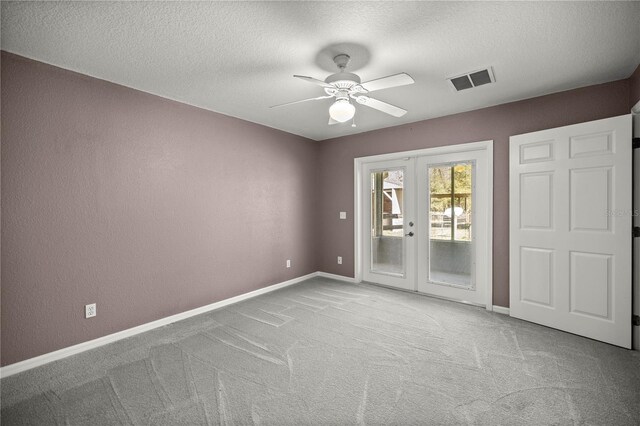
[510,114,632,348]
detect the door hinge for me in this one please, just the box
[634,138,640,149]
[633,315,640,326]
[634,227,640,238]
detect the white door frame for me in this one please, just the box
[354,140,494,310]
[632,100,640,350]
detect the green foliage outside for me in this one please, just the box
[429,163,472,214]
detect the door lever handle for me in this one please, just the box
[405,232,414,237]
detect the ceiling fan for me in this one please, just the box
[270,54,414,125]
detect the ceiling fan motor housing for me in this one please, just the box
[324,72,361,88]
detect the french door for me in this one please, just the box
[362,159,416,290]
[416,150,489,305]
[360,143,492,307]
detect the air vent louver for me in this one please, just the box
[450,75,473,91]
[469,69,492,86]
[447,67,495,91]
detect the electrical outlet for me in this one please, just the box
[286,259,291,268]
[337,256,342,265]
[85,303,96,319]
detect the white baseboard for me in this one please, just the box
[0,272,316,379]
[315,271,357,283]
[492,305,510,315]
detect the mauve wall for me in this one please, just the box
[1,52,318,366]
[630,63,640,108]
[317,79,631,307]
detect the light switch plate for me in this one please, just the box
[339,212,347,219]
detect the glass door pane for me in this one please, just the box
[428,162,474,287]
[370,169,405,276]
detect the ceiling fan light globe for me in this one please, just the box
[329,100,355,123]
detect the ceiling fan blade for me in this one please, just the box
[293,75,334,88]
[355,96,407,117]
[359,73,415,92]
[270,95,333,108]
[328,117,339,125]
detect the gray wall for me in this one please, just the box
[1,52,319,366]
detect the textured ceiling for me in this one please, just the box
[2,1,639,141]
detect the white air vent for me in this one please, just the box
[447,67,495,92]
